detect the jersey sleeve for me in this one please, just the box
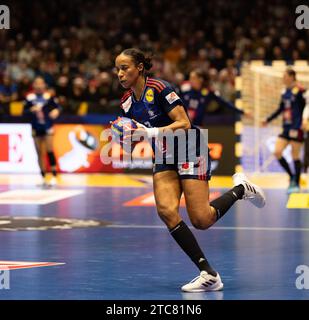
[158,86,184,114]
[48,97,61,110]
[23,98,33,115]
[266,99,284,123]
[302,91,309,120]
[298,88,306,111]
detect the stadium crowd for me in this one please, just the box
[0,0,308,115]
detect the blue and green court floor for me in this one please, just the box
[0,173,308,300]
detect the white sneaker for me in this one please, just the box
[232,172,266,208]
[48,177,57,187]
[37,177,48,188]
[181,271,223,293]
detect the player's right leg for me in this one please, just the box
[153,169,182,229]
[290,140,303,192]
[304,132,309,173]
[274,136,293,192]
[33,135,48,187]
[46,131,57,187]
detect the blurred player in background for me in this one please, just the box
[23,77,61,187]
[0,74,18,122]
[181,69,250,126]
[115,48,265,292]
[262,68,306,193]
[302,90,309,173]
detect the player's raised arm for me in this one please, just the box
[262,99,284,126]
[209,90,244,115]
[302,90,309,130]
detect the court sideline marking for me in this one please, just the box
[106,224,309,232]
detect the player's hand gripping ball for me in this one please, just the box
[111,117,138,152]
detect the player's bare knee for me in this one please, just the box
[191,217,212,230]
[274,150,282,159]
[157,205,179,227]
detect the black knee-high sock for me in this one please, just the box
[47,152,57,177]
[278,157,293,178]
[294,159,302,185]
[170,221,217,276]
[210,185,244,221]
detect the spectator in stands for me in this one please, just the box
[0,0,307,117]
[17,74,32,100]
[85,78,103,113]
[67,77,86,114]
[0,74,18,118]
[55,75,70,111]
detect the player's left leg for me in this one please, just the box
[45,131,57,186]
[304,132,309,173]
[33,135,48,186]
[181,177,265,232]
[274,137,293,180]
[290,140,303,190]
[179,154,265,231]
[179,172,265,292]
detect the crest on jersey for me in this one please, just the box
[144,88,154,104]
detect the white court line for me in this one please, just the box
[0,189,84,204]
[106,224,309,232]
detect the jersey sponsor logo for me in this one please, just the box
[144,88,154,103]
[165,91,180,104]
[121,96,132,113]
[292,87,300,95]
[201,88,209,96]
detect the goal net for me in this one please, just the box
[240,61,309,173]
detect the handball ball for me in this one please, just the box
[111,117,138,152]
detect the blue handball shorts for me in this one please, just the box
[279,128,305,143]
[32,126,54,137]
[153,153,212,181]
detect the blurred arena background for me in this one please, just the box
[1,0,309,300]
[1,0,309,177]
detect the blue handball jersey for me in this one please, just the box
[120,77,205,162]
[181,87,243,126]
[23,91,60,131]
[120,77,184,127]
[266,85,306,129]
